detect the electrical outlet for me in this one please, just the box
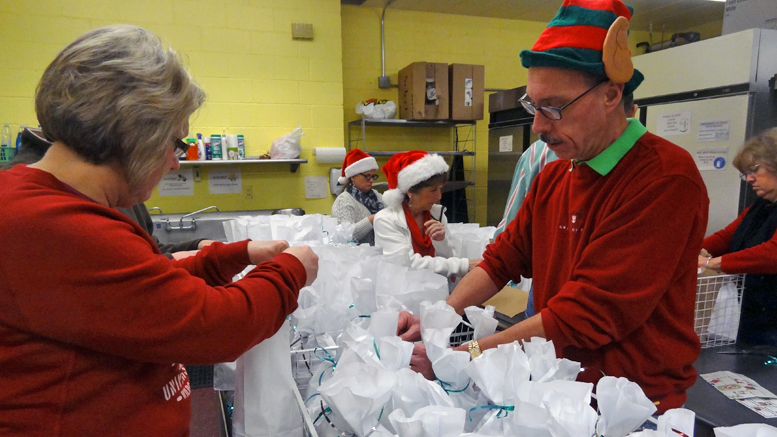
[246,185,253,199]
[193,167,201,182]
[291,23,314,40]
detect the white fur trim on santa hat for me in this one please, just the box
[383,154,449,207]
[338,156,378,185]
[382,189,406,207]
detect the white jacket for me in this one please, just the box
[374,203,469,278]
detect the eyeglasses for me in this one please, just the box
[360,173,379,181]
[739,164,761,181]
[519,81,606,121]
[173,138,189,158]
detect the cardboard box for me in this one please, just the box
[398,62,449,120]
[449,64,485,121]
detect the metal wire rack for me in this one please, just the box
[695,273,745,348]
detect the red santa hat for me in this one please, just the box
[338,149,379,185]
[381,150,449,207]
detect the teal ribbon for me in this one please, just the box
[313,405,333,425]
[468,404,515,422]
[305,393,321,405]
[435,376,470,394]
[314,347,337,386]
[372,338,381,360]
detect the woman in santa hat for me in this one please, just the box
[374,150,481,278]
[331,149,386,245]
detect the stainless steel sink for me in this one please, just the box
[149,207,304,244]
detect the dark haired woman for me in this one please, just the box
[374,150,480,278]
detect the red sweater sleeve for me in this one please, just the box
[702,209,745,257]
[171,240,252,286]
[704,207,777,275]
[0,200,305,365]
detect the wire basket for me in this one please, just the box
[695,273,745,348]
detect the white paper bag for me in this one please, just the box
[232,320,303,437]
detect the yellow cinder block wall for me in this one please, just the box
[0,0,722,220]
[0,0,344,215]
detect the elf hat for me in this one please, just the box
[338,149,379,185]
[519,0,644,96]
[381,150,449,208]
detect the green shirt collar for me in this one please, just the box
[576,118,647,176]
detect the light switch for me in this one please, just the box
[292,23,314,40]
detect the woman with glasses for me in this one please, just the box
[332,149,386,245]
[374,150,480,279]
[699,127,777,345]
[0,25,319,435]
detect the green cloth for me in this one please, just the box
[577,118,647,176]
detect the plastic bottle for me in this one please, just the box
[237,134,245,159]
[0,123,14,162]
[211,134,223,160]
[196,133,206,161]
[185,138,198,161]
[1,123,11,148]
[226,134,238,160]
[15,125,25,151]
[204,136,212,160]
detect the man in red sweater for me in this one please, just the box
[400,0,708,413]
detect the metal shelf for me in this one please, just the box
[347,118,477,223]
[178,158,307,173]
[367,150,475,157]
[372,180,473,193]
[347,119,475,128]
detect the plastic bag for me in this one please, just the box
[355,99,397,120]
[270,126,303,159]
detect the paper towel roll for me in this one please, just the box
[313,147,346,164]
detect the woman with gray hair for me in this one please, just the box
[699,127,777,345]
[0,25,318,436]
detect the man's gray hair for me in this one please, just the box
[35,25,205,192]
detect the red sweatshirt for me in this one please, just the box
[0,166,306,436]
[703,207,777,274]
[482,131,708,412]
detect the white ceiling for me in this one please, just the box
[357,0,726,32]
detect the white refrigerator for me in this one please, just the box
[633,28,777,236]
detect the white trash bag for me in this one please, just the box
[355,99,397,120]
[270,126,304,159]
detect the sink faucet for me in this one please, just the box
[165,206,220,232]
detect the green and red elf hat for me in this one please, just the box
[520,0,644,96]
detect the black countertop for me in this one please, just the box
[686,344,777,435]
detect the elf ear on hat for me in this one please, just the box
[338,149,379,185]
[519,0,644,96]
[381,150,449,208]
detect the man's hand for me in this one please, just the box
[424,220,445,241]
[283,245,319,286]
[247,240,290,265]
[409,344,435,380]
[397,311,421,342]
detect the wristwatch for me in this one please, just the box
[468,340,482,359]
